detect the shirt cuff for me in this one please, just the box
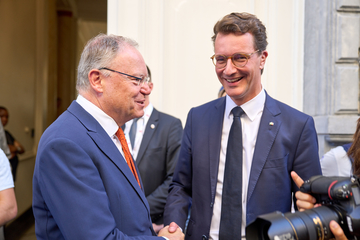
[162,237,169,240]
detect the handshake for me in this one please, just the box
[158,222,184,240]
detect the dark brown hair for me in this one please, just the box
[211,12,268,52]
[348,118,360,176]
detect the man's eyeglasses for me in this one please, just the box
[210,50,260,69]
[99,67,150,86]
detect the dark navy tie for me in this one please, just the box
[219,106,244,240]
[129,118,139,149]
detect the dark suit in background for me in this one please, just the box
[135,108,183,224]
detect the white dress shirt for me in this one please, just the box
[209,88,265,239]
[76,95,126,160]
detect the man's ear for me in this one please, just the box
[148,82,154,91]
[88,69,103,93]
[259,50,268,70]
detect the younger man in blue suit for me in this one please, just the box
[33,34,183,240]
[164,12,321,240]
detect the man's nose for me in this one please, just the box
[223,59,237,75]
[140,83,151,95]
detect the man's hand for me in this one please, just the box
[8,144,17,158]
[330,220,348,240]
[291,171,317,211]
[152,223,164,234]
[158,222,184,240]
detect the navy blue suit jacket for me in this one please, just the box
[33,101,161,240]
[164,93,321,239]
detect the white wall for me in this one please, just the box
[108,0,305,125]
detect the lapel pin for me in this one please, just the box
[269,122,274,126]
[151,124,155,129]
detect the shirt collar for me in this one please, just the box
[143,102,154,120]
[225,87,266,121]
[76,94,119,137]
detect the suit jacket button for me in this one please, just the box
[202,235,207,240]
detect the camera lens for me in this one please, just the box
[246,207,341,240]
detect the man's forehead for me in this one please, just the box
[214,32,256,51]
[113,48,145,68]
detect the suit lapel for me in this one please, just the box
[136,108,159,165]
[247,94,281,201]
[209,99,226,202]
[67,101,150,212]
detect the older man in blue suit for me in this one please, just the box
[32,34,183,240]
[164,12,321,240]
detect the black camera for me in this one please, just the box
[246,175,360,240]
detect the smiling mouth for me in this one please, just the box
[135,99,145,105]
[225,77,243,83]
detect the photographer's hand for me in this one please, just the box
[330,220,348,240]
[292,172,348,240]
[291,171,317,211]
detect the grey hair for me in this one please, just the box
[76,33,139,92]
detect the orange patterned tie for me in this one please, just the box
[115,128,141,188]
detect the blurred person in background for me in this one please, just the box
[0,107,25,181]
[218,86,226,98]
